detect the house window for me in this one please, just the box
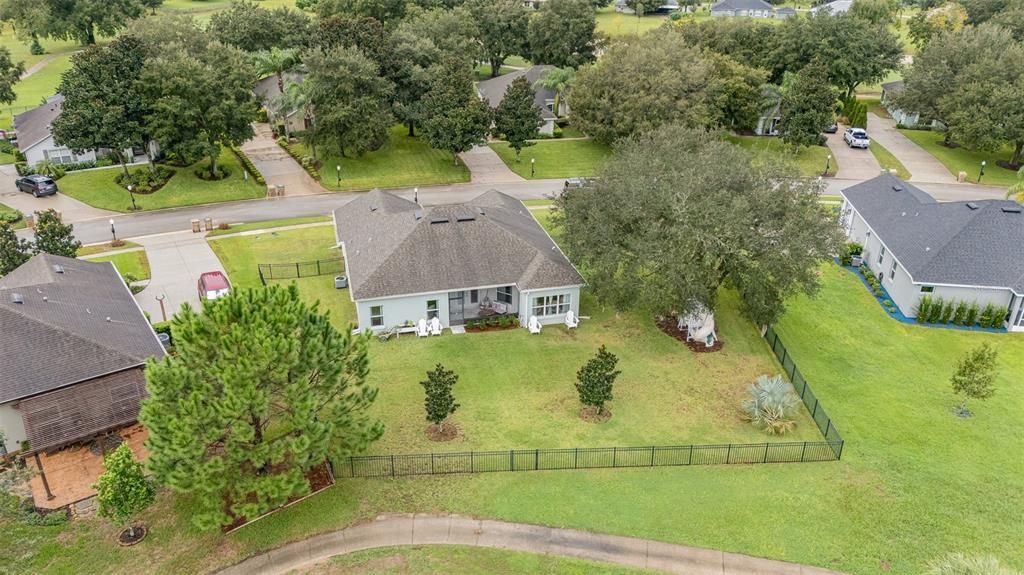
[426,299,439,319]
[43,147,75,165]
[920,286,934,293]
[470,290,478,304]
[889,260,897,280]
[370,305,384,327]
[532,294,571,317]
[497,286,513,304]
[878,246,886,264]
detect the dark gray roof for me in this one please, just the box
[254,72,304,103]
[0,254,165,404]
[13,94,63,150]
[881,80,905,93]
[811,0,853,13]
[333,190,585,300]
[711,0,774,11]
[476,66,557,121]
[842,174,1024,292]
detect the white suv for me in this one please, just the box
[844,128,870,149]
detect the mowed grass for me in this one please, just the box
[77,241,141,256]
[725,135,836,177]
[899,129,1022,187]
[489,139,612,179]
[86,250,151,281]
[868,140,912,179]
[312,545,661,574]
[205,215,331,237]
[0,54,73,130]
[57,150,265,212]
[294,125,470,191]
[595,6,672,36]
[0,202,25,229]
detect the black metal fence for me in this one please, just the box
[763,326,844,457]
[257,258,344,285]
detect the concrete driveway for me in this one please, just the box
[240,124,326,196]
[0,164,115,222]
[825,131,882,180]
[459,145,525,184]
[133,231,228,322]
[866,113,954,183]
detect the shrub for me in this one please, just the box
[916,295,932,323]
[0,210,22,225]
[940,299,955,323]
[964,301,980,326]
[927,553,1015,575]
[115,166,174,194]
[927,298,944,323]
[229,146,265,185]
[194,165,231,181]
[838,243,852,266]
[742,375,798,435]
[986,306,1007,329]
[846,242,863,256]
[256,107,269,123]
[882,299,892,307]
[14,162,30,176]
[552,124,563,139]
[979,303,995,327]
[953,300,968,325]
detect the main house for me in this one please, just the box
[0,254,165,508]
[333,189,585,333]
[710,0,776,18]
[476,66,563,136]
[841,174,1024,331]
[254,72,308,136]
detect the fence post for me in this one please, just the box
[510,450,514,471]
[470,451,474,473]
[317,260,321,276]
[295,262,300,277]
[824,419,832,439]
[687,446,693,465]
[800,442,807,462]
[574,447,578,469]
[811,400,819,419]
[726,444,732,464]
[391,454,395,477]
[789,363,797,380]
[837,441,844,460]
[534,448,539,470]
[650,446,655,467]
[349,457,355,478]
[431,453,435,475]
[763,443,769,463]
[612,447,617,467]
[780,347,788,368]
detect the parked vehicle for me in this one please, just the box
[843,128,870,149]
[15,175,58,197]
[197,271,231,302]
[563,177,595,190]
[824,122,838,134]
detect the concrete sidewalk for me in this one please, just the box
[133,231,228,322]
[825,132,882,180]
[215,513,844,575]
[459,145,525,184]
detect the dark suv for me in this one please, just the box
[15,175,59,197]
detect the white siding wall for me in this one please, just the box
[0,402,27,454]
[356,286,523,332]
[22,136,98,166]
[519,286,581,326]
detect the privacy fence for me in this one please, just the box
[333,327,844,479]
[257,258,344,285]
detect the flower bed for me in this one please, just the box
[465,314,519,332]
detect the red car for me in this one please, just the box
[197,271,230,302]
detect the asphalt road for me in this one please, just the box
[19,176,1009,245]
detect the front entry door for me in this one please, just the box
[449,291,465,325]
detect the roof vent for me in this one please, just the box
[892,185,903,192]
[1001,206,1022,214]
[10,293,24,304]
[414,209,424,221]
[966,202,979,210]
[456,215,476,222]
[430,217,450,225]
[476,207,486,216]
[52,264,65,274]
[369,203,378,212]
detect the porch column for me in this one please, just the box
[33,453,55,500]
[1011,295,1024,330]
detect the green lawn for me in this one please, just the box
[899,129,1022,186]
[77,241,141,257]
[57,150,265,212]
[0,148,16,165]
[474,64,515,81]
[205,215,331,237]
[294,126,470,191]
[489,139,612,179]
[868,140,912,180]
[0,54,73,130]
[318,545,659,574]
[725,135,836,177]
[0,202,25,230]
[86,250,151,281]
[595,6,672,36]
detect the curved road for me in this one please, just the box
[215,513,843,575]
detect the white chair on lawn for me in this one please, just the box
[528,315,543,334]
[564,310,579,329]
[429,316,443,336]
[416,318,429,337]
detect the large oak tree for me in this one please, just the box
[527,0,596,69]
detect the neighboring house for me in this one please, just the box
[811,0,854,14]
[710,0,775,18]
[880,80,943,129]
[614,0,680,14]
[775,6,797,18]
[254,72,309,136]
[476,66,563,136]
[0,254,165,508]
[755,101,782,136]
[333,189,586,333]
[13,94,148,167]
[841,174,1024,331]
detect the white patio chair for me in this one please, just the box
[528,315,542,334]
[564,310,579,329]
[429,316,443,336]
[416,318,429,337]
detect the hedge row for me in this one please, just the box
[916,296,1006,329]
[230,146,266,185]
[276,137,321,181]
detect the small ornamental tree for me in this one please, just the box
[950,343,998,416]
[421,363,459,433]
[492,76,541,161]
[93,443,155,541]
[33,210,81,258]
[0,223,31,276]
[575,345,620,416]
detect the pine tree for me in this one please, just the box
[140,285,383,530]
[493,76,541,161]
[575,345,621,416]
[32,210,81,258]
[93,443,155,540]
[420,363,459,433]
[0,223,31,276]
[950,343,998,416]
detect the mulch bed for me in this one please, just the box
[425,423,460,442]
[117,526,147,546]
[221,461,335,533]
[464,324,518,333]
[579,406,612,423]
[997,160,1022,172]
[655,316,724,353]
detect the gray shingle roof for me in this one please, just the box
[842,174,1024,292]
[13,94,63,150]
[810,0,853,13]
[476,66,557,121]
[711,0,774,11]
[0,254,165,404]
[881,80,904,93]
[333,190,585,300]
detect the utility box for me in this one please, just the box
[204,217,213,231]
[276,184,286,196]
[191,219,201,233]
[958,171,967,183]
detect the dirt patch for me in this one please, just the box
[654,316,724,353]
[425,422,460,442]
[579,406,612,423]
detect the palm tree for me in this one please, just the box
[534,67,576,119]
[282,79,318,158]
[254,47,300,95]
[1006,166,1024,203]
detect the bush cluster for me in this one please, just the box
[465,314,519,330]
[194,165,231,181]
[841,96,867,129]
[839,241,863,266]
[916,295,1006,329]
[230,146,266,185]
[115,166,175,194]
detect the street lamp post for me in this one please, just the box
[127,185,138,211]
[336,165,341,187]
[978,160,987,183]
[109,219,117,244]
[414,187,419,204]
[824,154,832,176]
[531,158,536,178]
